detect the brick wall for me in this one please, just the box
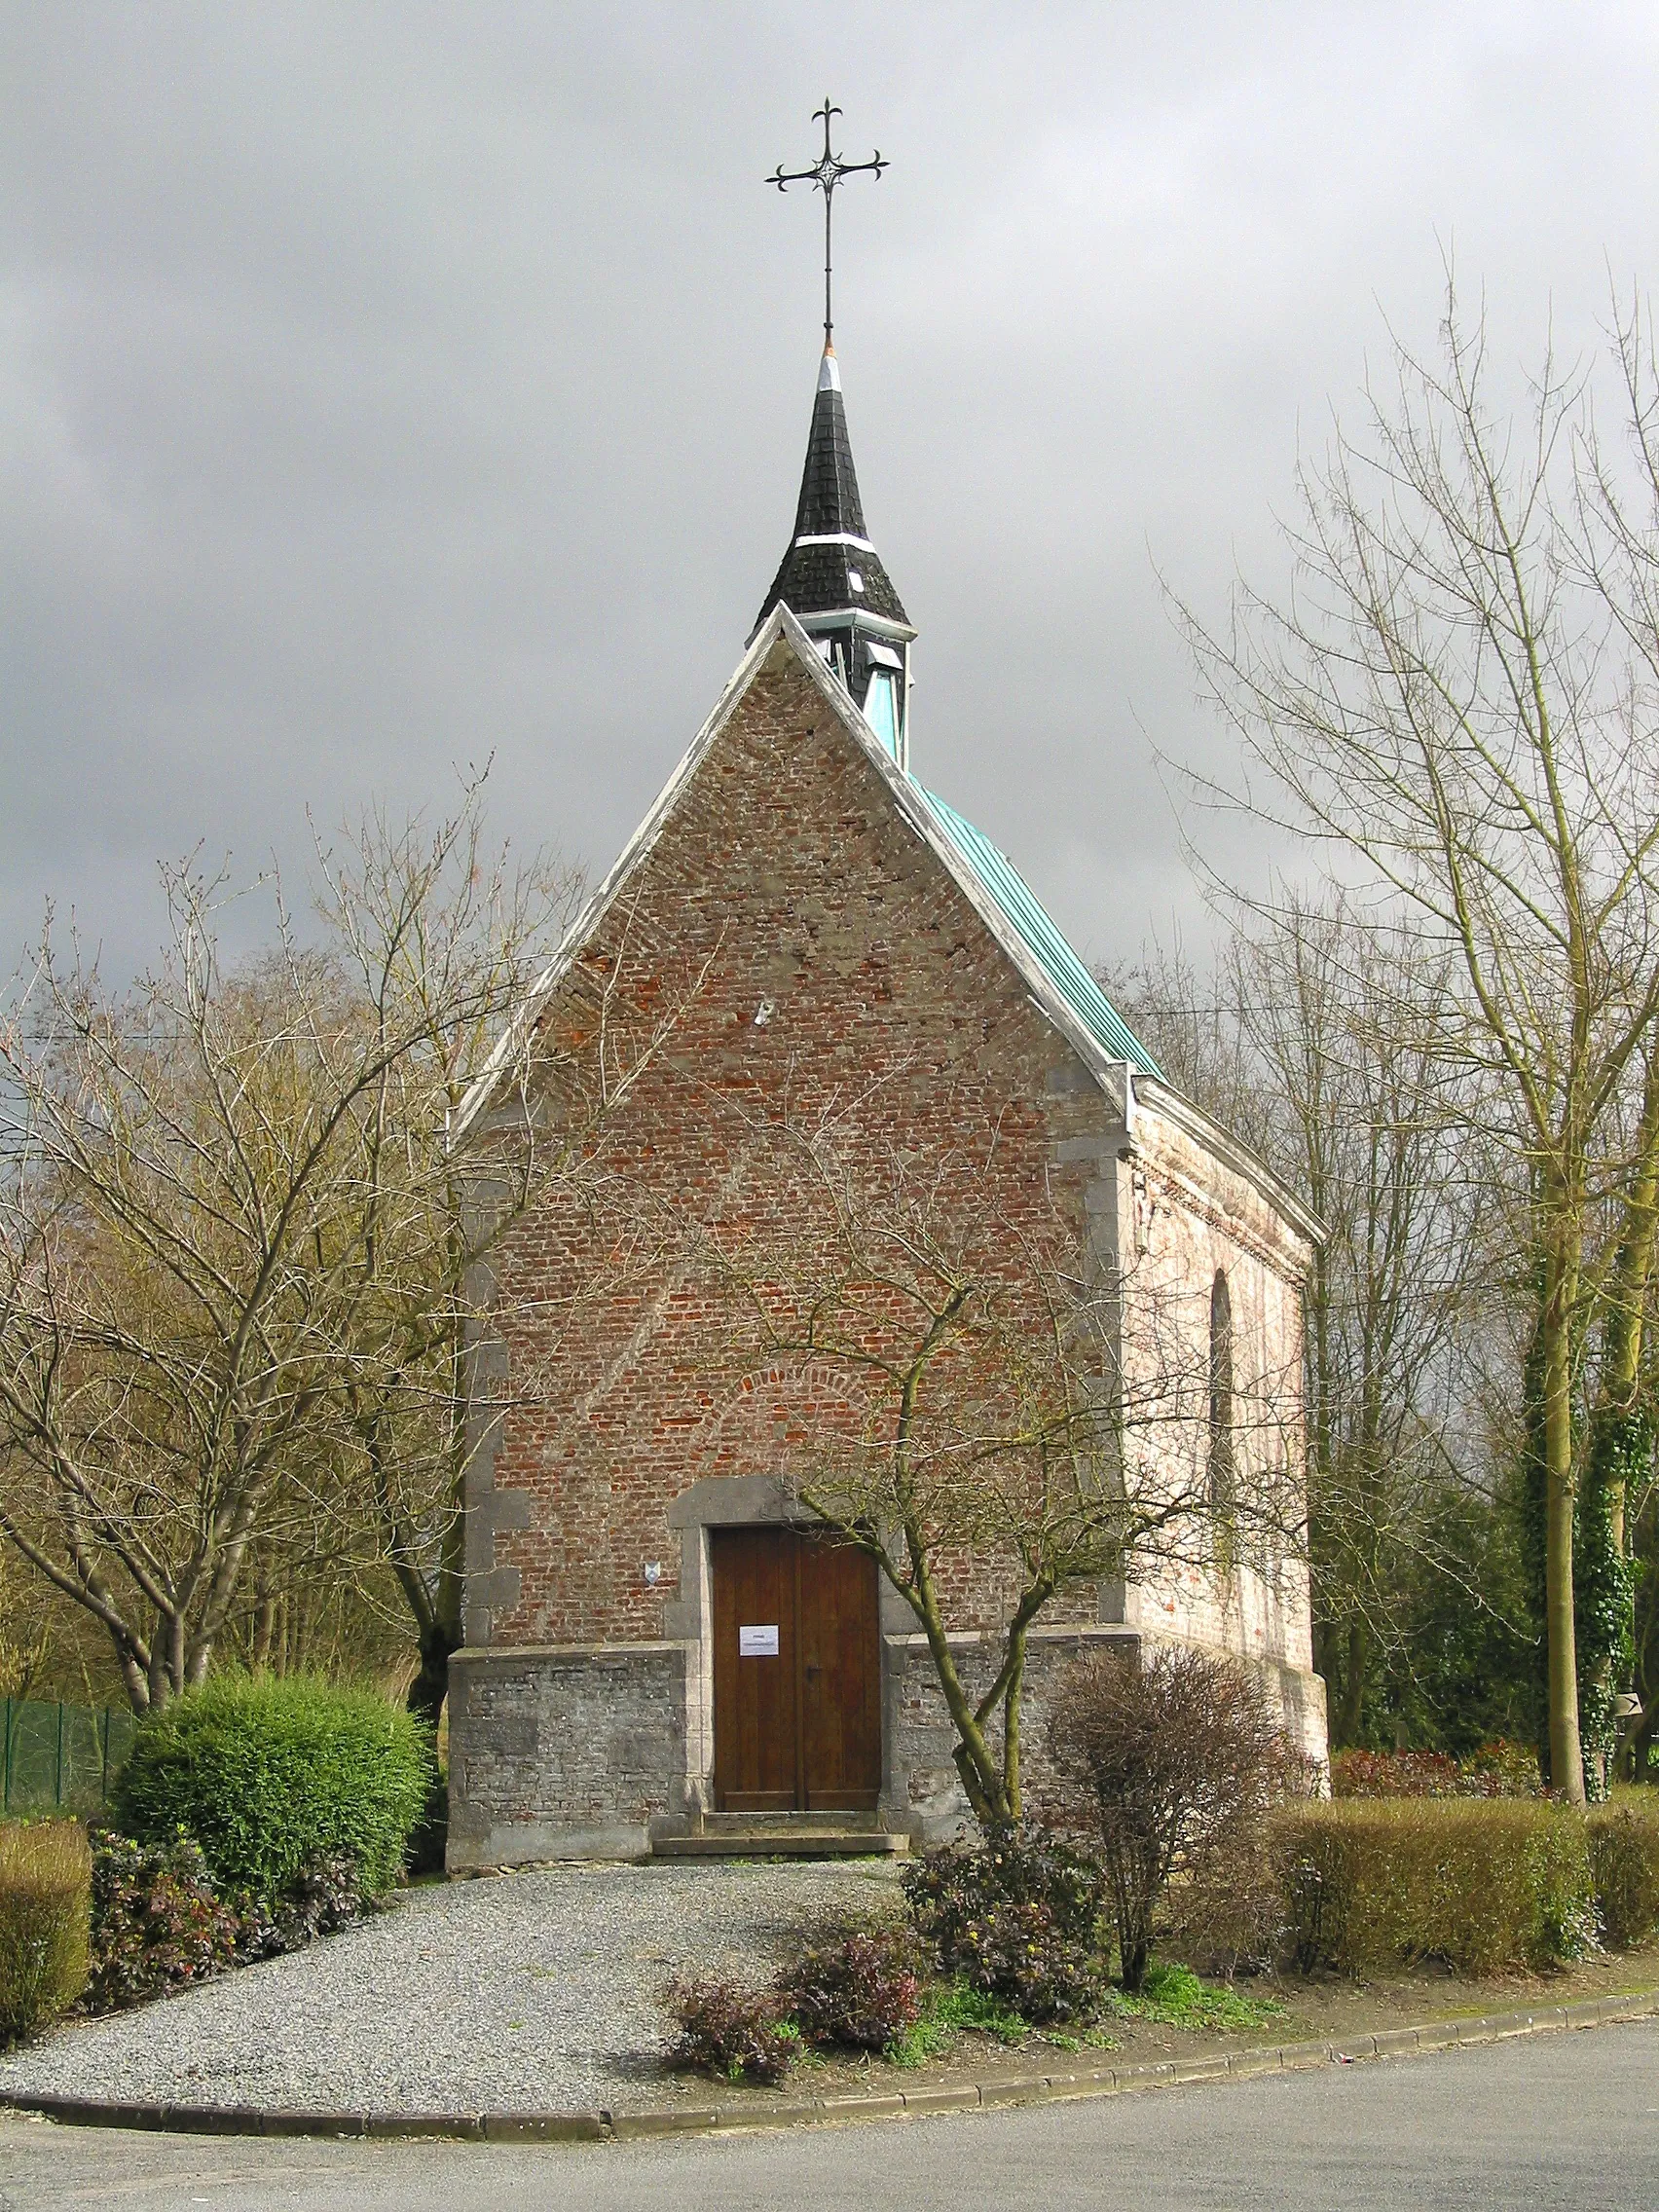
[470,646,1116,1649]
[450,634,1325,1860]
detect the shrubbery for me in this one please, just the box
[775,1922,925,2051]
[1588,1793,1659,1950]
[1050,1646,1300,1990]
[1275,1798,1598,1974]
[902,1826,1106,2021]
[1160,1815,1287,1980]
[665,1785,1659,2090]
[1331,1743,1540,1799]
[0,1821,91,2046]
[664,1975,798,2084]
[113,1676,433,1904]
[87,1829,241,2010]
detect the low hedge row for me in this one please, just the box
[2,1675,435,2047]
[0,1821,91,2046]
[1274,1793,1659,1975]
[1588,1796,1659,1950]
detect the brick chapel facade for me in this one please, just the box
[444,344,1328,1868]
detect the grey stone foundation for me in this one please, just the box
[446,1642,686,1869]
[446,1623,1328,1868]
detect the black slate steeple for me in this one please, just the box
[751,344,916,765]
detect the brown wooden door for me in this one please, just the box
[797,1534,882,1811]
[711,1528,881,1814]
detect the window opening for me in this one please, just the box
[1208,1270,1237,1573]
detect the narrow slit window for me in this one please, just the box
[1208,1270,1237,1569]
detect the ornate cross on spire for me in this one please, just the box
[766,99,887,350]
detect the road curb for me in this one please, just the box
[4,1986,1656,2146]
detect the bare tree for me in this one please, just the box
[1110,904,1500,1747]
[701,1115,1303,1828]
[0,883,403,1712]
[1050,1644,1293,1990]
[1178,279,1659,1800]
[293,798,577,1723]
[0,786,590,1717]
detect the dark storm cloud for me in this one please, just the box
[4,2,1658,977]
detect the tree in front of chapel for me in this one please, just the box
[701,1113,1305,1829]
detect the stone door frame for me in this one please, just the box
[660,1474,911,1832]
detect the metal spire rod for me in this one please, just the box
[766,98,887,348]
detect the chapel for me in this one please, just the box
[445,273,1328,1869]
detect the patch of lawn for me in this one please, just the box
[882,1978,1124,2065]
[1102,1961,1282,2031]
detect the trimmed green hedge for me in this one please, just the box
[0,1820,91,2046]
[113,1677,433,1903]
[1275,1798,1598,1975]
[1588,1791,1659,1950]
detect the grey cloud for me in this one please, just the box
[4,1,1658,977]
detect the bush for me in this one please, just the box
[0,1821,91,2046]
[236,1852,365,1959]
[87,1828,241,2011]
[1330,1750,1464,1798]
[1588,1792,1659,1950]
[1049,1646,1296,1990]
[1275,1798,1597,1975]
[112,1676,433,1904]
[903,1826,1106,2022]
[775,1921,926,2051]
[664,1974,797,2084]
[1331,1743,1541,1799]
[1161,1816,1286,1980]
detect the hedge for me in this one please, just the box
[1275,1798,1598,1975]
[0,1820,91,2046]
[1588,1790,1659,1951]
[112,1676,433,1904]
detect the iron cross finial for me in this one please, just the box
[766,98,888,349]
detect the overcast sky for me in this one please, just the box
[5,2,1659,983]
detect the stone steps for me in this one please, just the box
[651,1826,910,1859]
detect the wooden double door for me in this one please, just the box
[710,1527,883,1813]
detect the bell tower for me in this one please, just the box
[753,102,916,766]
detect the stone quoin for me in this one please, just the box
[443,300,1328,1869]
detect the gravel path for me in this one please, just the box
[0,1859,904,2117]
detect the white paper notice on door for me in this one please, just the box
[738,1624,780,1657]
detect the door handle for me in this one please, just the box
[803,1665,820,1679]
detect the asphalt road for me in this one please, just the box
[3,2018,1657,2212]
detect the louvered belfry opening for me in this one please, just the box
[752,347,916,764]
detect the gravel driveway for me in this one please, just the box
[0,1859,904,2118]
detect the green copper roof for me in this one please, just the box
[918,788,1163,1080]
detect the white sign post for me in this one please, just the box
[738,1624,780,1658]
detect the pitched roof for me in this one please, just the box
[753,349,910,634]
[917,789,1162,1079]
[453,611,1158,1146]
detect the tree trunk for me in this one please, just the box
[1541,1223,1586,1805]
[1335,1617,1367,1748]
[406,1616,461,1730]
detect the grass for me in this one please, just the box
[1100,1961,1283,2032]
[840,1954,1275,2070]
[883,1976,1130,2067]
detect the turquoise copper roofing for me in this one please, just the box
[917,788,1163,1080]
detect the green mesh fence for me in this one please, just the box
[1,1697,137,1813]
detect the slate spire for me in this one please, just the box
[751,343,916,766]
